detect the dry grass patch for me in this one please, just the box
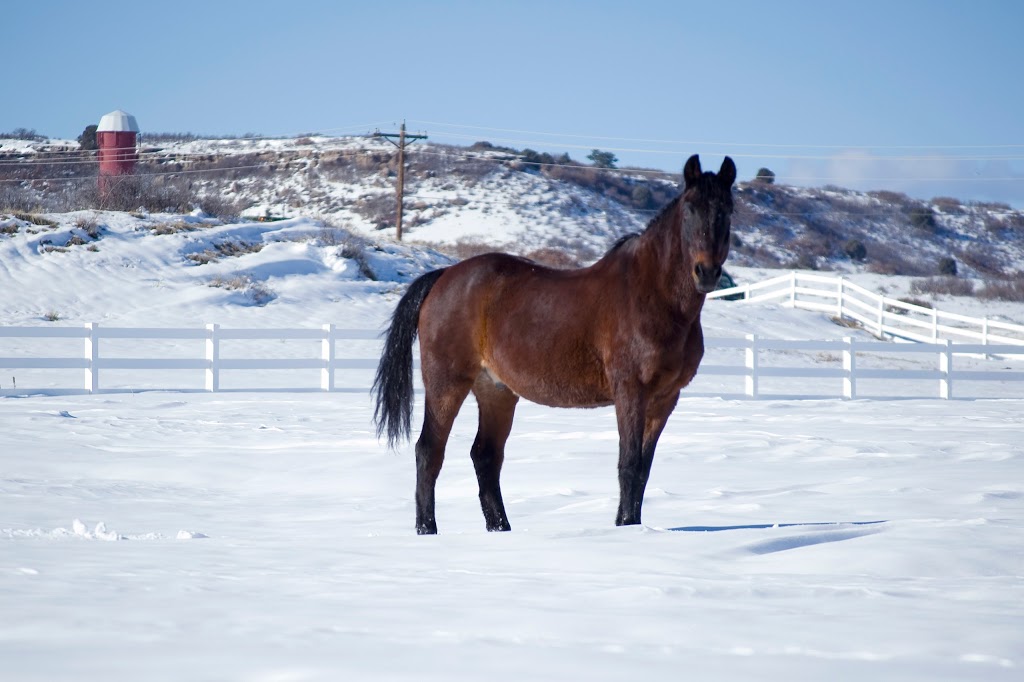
[188,240,264,265]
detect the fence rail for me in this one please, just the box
[707,272,1024,347]
[2,323,1023,400]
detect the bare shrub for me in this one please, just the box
[353,193,396,229]
[910,277,975,297]
[74,215,100,239]
[97,173,195,213]
[908,206,937,232]
[523,247,579,269]
[12,211,56,227]
[188,240,264,265]
[208,275,275,305]
[843,239,867,261]
[150,221,200,235]
[429,238,502,262]
[866,245,932,276]
[198,192,246,221]
[931,196,964,212]
[898,297,933,310]
[868,190,914,208]
[953,247,1006,277]
[978,278,1024,302]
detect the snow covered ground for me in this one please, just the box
[2,392,1022,681]
[1,208,1022,680]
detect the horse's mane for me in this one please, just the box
[601,194,683,259]
[644,194,683,231]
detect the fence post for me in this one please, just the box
[876,297,885,339]
[205,323,219,392]
[321,324,335,392]
[982,318,990,359]
[931,309,938,341]
[842,336,856,400]
[789,272,796,308]
[83,323,98,393]
[745,333,758,398]
[939,339,953,399]
[836,277,844,320]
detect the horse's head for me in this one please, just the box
[681,154,736,294]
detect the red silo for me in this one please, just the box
[96,110,139,196]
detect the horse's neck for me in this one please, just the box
[633,202,701,310]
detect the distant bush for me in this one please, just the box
[208,275,274,306]
[153,221,205,235]
[868,190,914,208]
[754,168,776,184]
[937,257,957,276]
[517,149,573,172]
[843,239,867,261]
[524,247,579,269]
[438,238,502,262]
[909,206,937,232]
[187,240,264,265]
[12,211,57,227]
[353,193,396,230]
[1,128,47,141]
[326,226,377,280]
[954,247,1006,277]
[931,196,963,212]
[587,149,618,169]
[197,192,246,221]
[631,185,653,209]
[978,278,1024,302]
[73,215,100,239]
[77,125,98,151]
[909,276,975,297]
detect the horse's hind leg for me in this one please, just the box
[470,372,519,532]
[415,374,474,535]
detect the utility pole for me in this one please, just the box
[373,121,427,240]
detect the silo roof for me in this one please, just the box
[97,110,140,132]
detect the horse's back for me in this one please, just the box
[418,252,618,407]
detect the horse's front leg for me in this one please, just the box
[614,384,647,526]
[615,390,680,526]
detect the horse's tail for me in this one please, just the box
[372,268,447,448]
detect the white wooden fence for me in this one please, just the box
[2,322,1023,399]
[707,271,1024,348]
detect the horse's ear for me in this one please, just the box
[683,155,702,188]
[718,156,737,188]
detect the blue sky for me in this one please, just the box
[7,0,1024,205]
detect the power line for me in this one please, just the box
[410,119,1024,151]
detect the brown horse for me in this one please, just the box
[373,154,736,534]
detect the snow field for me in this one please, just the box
[2,391,1021,681]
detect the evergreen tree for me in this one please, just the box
[78,124,98,151]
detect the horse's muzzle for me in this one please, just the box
[693,263,722,294]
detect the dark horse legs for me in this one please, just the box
[415,370,517,534]
[615,392,679,526]
[469,373,518,532]
[414,377,471,535]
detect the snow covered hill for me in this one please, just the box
[4,134,1024,281]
